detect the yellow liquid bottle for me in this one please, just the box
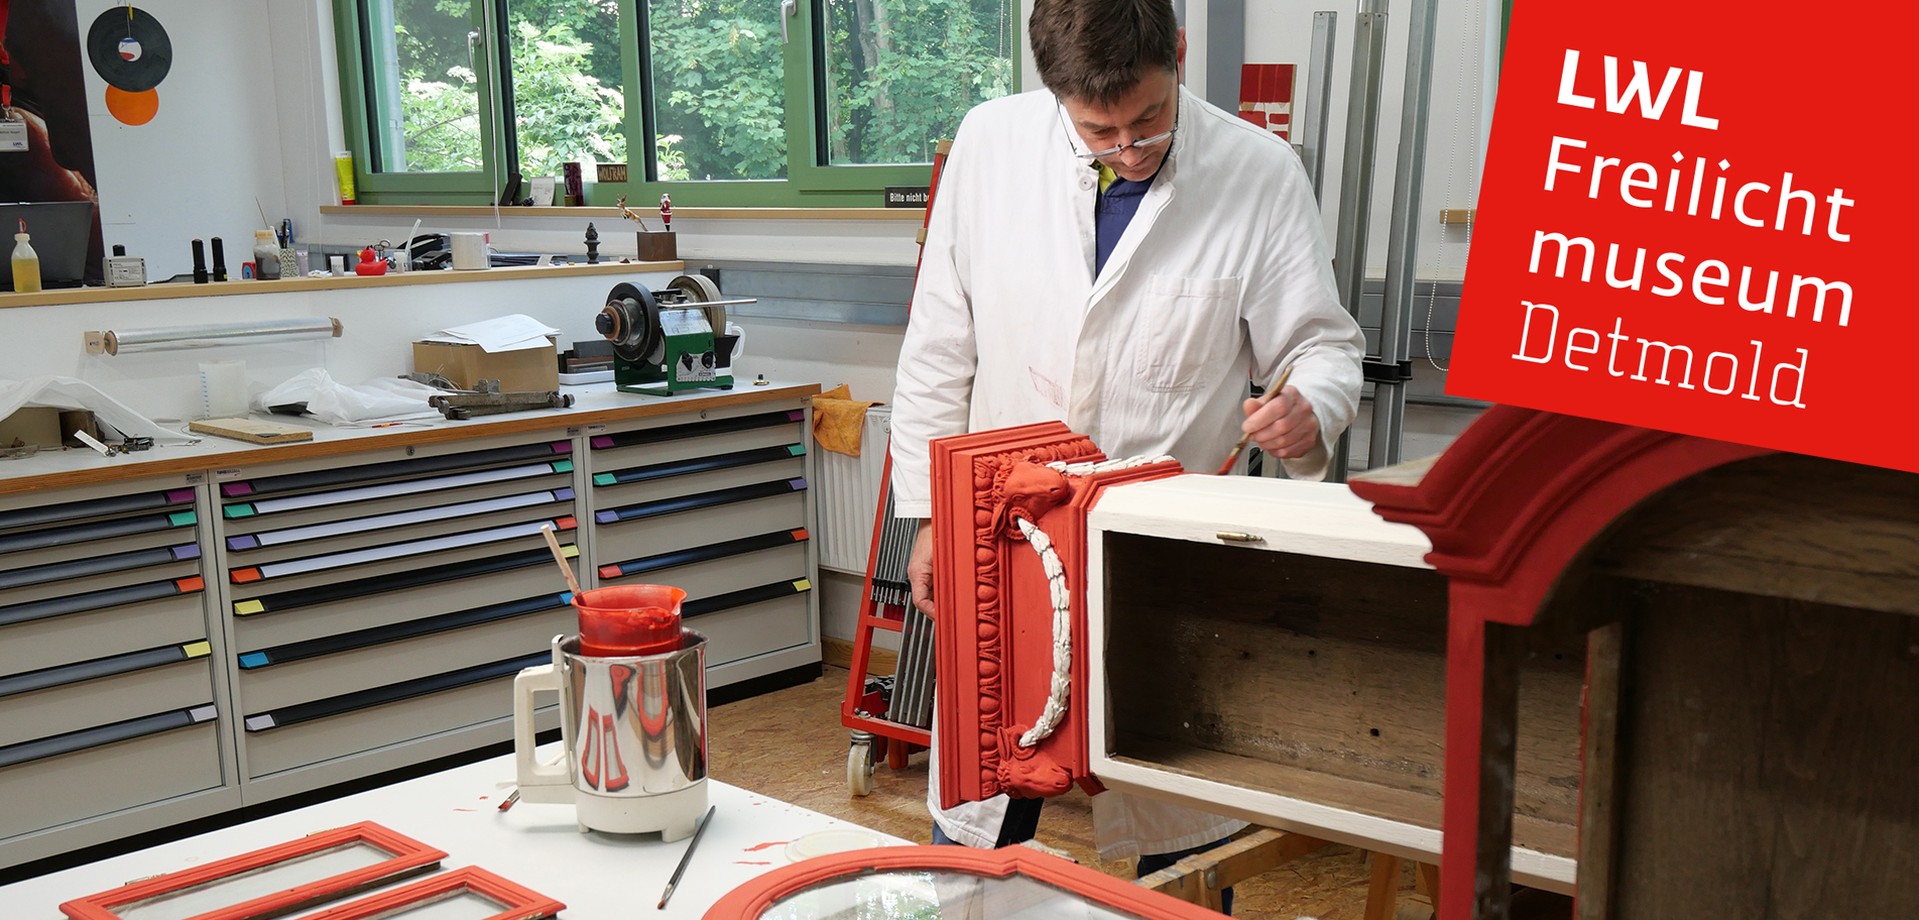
[10,231,42,293]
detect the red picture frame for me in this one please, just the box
[706,844,1223,919]
[300,866,565,919]
[60,822,447,920]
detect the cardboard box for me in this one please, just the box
[0,406,63,449]
[60,410,103,446]
[636,230,677,261]
[0,407,100,450]
[412,339,560,392]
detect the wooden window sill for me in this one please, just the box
[0,261,684,310]
[319,205,925,222]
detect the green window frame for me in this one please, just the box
[332,0,1019,208]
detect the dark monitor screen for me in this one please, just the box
[2,201,95,290]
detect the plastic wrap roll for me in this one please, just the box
[86,317,343,356]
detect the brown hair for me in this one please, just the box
[1028,0,1179,105]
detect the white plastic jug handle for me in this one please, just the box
[513,663,571,795]
[725,322,746,359]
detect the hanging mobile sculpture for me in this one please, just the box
[86,4,172,126]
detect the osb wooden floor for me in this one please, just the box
[708,665,1476,919]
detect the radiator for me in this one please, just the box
[889,605,936,728]
[814,405,892,575]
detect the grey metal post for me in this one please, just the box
[1371,0,1441,470]
[1204,0,1247,114]
[1266,10,1340,480]
[1328,2,1389,482]
[1299,12,1338,201]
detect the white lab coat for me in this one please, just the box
[892,87,1365,860]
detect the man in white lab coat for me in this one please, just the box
[889,0,1366,906]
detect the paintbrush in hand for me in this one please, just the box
[1214,364,1295,476]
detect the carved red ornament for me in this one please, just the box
[931,422,1183,808]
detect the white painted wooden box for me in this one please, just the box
[1084,475,1581,892]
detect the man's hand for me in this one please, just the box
[907,520,937,618]
[1240,385,1319,459]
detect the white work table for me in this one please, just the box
[0,745,906,917]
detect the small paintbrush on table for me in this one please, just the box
[658,805,717,909]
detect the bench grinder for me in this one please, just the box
[596,274,748,397]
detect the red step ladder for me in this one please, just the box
[839,139,951,795]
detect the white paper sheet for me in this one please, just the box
[0,376,198,443]
[418,314,560,353]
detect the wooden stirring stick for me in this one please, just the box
[1215,364,1296,476]
[539,524,583,596]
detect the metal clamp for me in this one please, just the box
[429,383,575,420]
[1362,358,1414,383]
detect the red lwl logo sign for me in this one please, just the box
[1447,1,1913,474]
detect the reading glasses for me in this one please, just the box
[1057,96,1178,162]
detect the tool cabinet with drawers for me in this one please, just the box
[583,401,818,690]
[216,431,582,799]
[0,475,235,868]
[0,385,822,874]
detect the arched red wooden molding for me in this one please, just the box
[1349,405,1771,920]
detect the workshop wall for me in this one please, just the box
[1230,1,1496,283]
[75,0,308,283]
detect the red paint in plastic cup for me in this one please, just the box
[574,584,686,657]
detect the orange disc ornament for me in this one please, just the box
[105,86,160,126]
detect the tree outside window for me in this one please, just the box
[818,0,1014,167]
[340,0,1016,204]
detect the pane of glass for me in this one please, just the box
[645,0,788,181]
[347,889,508,919]
[764,869,1149,919]
[502,1,627,179]
[361,0,484,173]
[818,0,1015,165]
[116,841,394,920]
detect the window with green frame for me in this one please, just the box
[334,0,1018,207]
